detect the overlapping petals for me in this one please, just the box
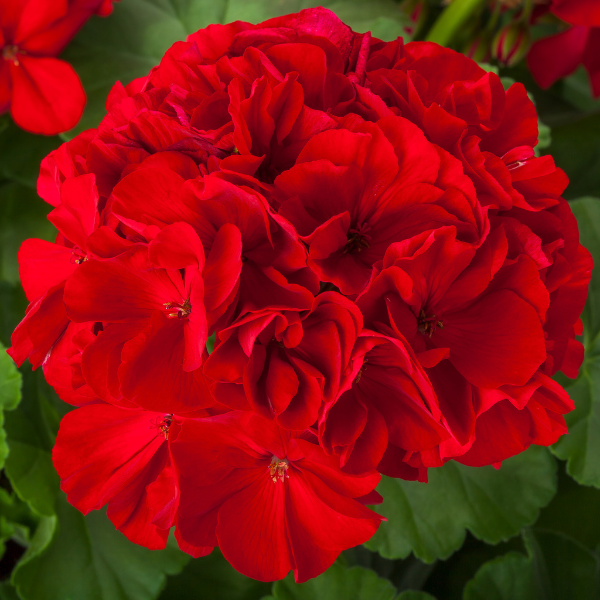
[527,0,600,98]
[7,6,591,584]
[172,411,382,582]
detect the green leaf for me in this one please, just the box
[0,582,20,600]
[570,197,600,347]
[270,563,399,600]
[463,530,600,600]
[543,114,600,200]
[0,487,39,559]
[12,493,189,600]
[206,332,216,355]
[0,341,22,473]
[0,343,21,412]
[0,181,56,286]
[397,592,437,600]
[558,67,600,115]
[0,122,60,188]
[462,552,535,600]
[365,446,557,562]
[0,281,27,348]
[159,549,270,600]
[63,0,410,138]
[551,363,600,489]
[4,370,62,516]
[551,197,600,487]
[536,465,600,550]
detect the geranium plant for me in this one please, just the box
[0,2,599,599]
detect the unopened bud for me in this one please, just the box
[400,0,429,38]
[492,21,531,66]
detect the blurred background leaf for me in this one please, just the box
[159,549,270,600]
[0,344,22,472]
[463,530,600,600]
[267,563,401,600]
[365,446,556,562]
[3,370,61,518]
[11,495,188,600]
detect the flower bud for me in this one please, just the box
[401,0,428,38]
[492,20,531,66]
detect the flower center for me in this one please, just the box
[344,223,371,254]
[71,248,87,265]
[164,297,191,319]
[417,309,444,338]
[2,45,19,64]
[506,158,530,171]
[268,456,289,483]
[354,358,368,385]
[150,414,173,440]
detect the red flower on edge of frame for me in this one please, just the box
[528,0,600,97]
[0,0,117,134]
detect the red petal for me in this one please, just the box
[217,476,293,582]
[18,239,76,302]
[10,56,85,135]
[14,0,68,45]
[0,61,12,113]
[437,290,546,388]
[582,28,600,98]
[203,223,243,318]
[148,222,205,270]
[285,471,381,582]
[106,443,171,550]
[119,313,212,413]
[527,27,588,91]
[48,174,99,249]
[551,0,600,27]
[53,403,167,514]
[64,248,182,323]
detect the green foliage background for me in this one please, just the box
[0,1,599,598]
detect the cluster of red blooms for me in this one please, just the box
[9,8,592,583]
[528,0,600,97]
[0,0,118,135]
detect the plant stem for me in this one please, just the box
[426,0,488,47]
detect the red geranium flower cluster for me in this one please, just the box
[0,0,119,135]
[9,8,592,583]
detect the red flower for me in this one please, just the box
[276,115,486,295]
[356,223,587,463]
[0,0,115,134]
[319,330,450,480]
[528,25,600,98]
[548,0,600,26]
[172,411,383,582]
[108,167,316,327]
[365,41,568,212]
[526,0,600,97]
[204,292,361,429]
[63,224,213,413]
[7,7,591,581]
[53,401,212,552]
[8,173,101,372]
